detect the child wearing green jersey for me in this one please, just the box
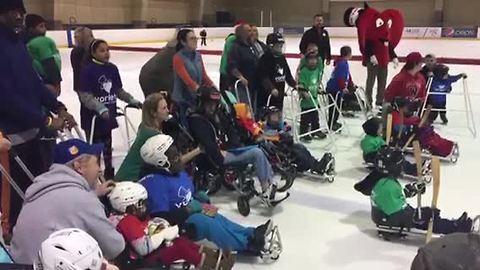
[369,147,472,235]
[297,44,326,141]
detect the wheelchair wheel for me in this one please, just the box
[237,196,251,216]
[276,166,296,192]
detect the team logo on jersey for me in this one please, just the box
[98,75,113,94]
[276,65,284,75]
[176,186,192,208]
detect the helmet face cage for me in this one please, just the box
[375,147,404,177]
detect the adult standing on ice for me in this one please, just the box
[70,26,94,93]
[172,29,214,127]
[299,14,332,65]
[0,0,75,241]
[139,29,179,99]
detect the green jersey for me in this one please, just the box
[371,177,407,216]
[116,124,161,181]
[298,58,323,109]
[361,135,386,155]
[220,35,236,75]
[27,36,61,82]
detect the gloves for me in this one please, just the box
[461,73,468,79]
[392,58,400,69]
[187,199,203,213]
[404,182,426,198]
[370,55,379,66]
[129,99,143,109]
[194,191,210,204]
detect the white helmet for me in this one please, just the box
[140,134,174,169]
[108,181,148,213]
[35,228,103,270]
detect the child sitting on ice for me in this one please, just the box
[361,117,429,177]
[392,97,457,158]
[428,64,467,124]
[367,146,472,234]
[108,181,235,269]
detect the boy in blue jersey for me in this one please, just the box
[428,64,466,124]
[326,46,356,131]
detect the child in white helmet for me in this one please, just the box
[108,181,235,269]
[34,228,118,270]
[138,134,278,256]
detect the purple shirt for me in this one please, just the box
[80,61,122,134]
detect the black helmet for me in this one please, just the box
[374,146,404,177]
[362,117,382,136]
[266,33,285,46]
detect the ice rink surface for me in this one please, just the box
[57,36,480,269]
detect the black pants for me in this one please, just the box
[219,74,232,92]
[328,94,342,128]
[300,108,320,135]
[290,143,316,172]
[428,104,447,123]
[85,130,113,179]
[1,138,51,231]
[201,37,207,46]
[366,63,388,107]
[385,206,468,234]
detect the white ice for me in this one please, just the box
[56,36,480,269]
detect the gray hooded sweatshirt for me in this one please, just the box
[9,164,125,264]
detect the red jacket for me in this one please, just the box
[384,69,427,103]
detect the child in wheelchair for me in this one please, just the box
[232,103,334,184]
[108,181,235,270]
[391,97,458,159]
[356,146,473,236]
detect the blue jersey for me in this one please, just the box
[140,171,194,214]
[326,59,350,96]
[429,74,462,106]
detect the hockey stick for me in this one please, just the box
[413,140,423,220]
[395,109,405,148]
[401,106,432,151]
[426,156,440,243]
[386,113,393,146]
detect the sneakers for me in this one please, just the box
[251,220,273,252]
[312,152,334,175]
[262,185,288,205]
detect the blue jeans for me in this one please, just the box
[224,147,274,187]
[186,213,255,251]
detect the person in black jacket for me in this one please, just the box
[256,33,296,112]
[299,14,331,65]
[187,87,287,203]
[0,0,75,239]
[228,23,260,113]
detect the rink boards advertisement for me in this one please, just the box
[441,27,478,38]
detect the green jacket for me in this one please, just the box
[220,35,236,75]
[27,35,62,84]
[116,124,161,181]
[361,135,386,155]
[371,177,408,216]
[298,58,323,109]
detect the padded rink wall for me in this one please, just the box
[53,26,480,65]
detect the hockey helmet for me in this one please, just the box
[374,146,404,177]
[108,181,148,214]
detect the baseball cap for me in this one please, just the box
[405,52,423,65]
[411,233,480,270]
[54,139,103,164]
[266,33,285,46]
